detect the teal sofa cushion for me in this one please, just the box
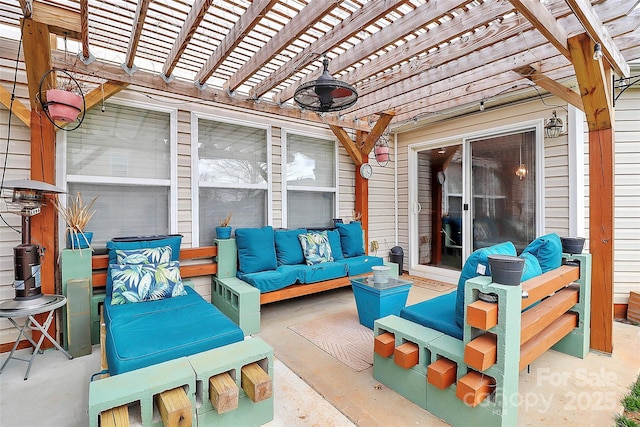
[519,252,543,281]
[456,241,517,327]
[238,265,301,293]
[343,255,384,276]
[299,261,347,284]
[336,221,365,257]
[274,228,306,265]
[106,235,182,295]
[522,233,563,273]
[236,226,278,274]
[401,291,462,340]
[326,230,345,260]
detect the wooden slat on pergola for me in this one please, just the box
[1,0,639,354]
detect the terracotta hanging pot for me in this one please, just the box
[46,89,83,122]
[375,145,390,163]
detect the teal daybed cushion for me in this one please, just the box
[104,287,244,375]
[521,233,563,273]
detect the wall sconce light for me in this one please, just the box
[593,42,603,61]
[479,100,485,111]
[544,110,563,138]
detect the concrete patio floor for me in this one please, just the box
[0,284,638,426]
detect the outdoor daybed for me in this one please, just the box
[81,235,274,427]
[212,222,387,335]
[372,233,592,427]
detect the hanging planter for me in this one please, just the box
[45,89,83,122]
[374,145,390,163]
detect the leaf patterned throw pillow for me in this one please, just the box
[298,231,333,266]
[110,261,187,305]
[115,246,172,265]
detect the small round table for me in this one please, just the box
[0,295,73,380]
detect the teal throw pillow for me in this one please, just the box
[106,235,182,295]
[115,246,172,265]
[519,252,543,282]
[274,228,307,265]
[110,261,187,305]
[455,241,517,327]
[335,221,365,258]
[326,230,344,260]
[298,231,334,265]
[235,226,278,274]
[522,233,563,273]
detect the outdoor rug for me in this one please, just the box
[288,310,374,372]
[404,275,457,292]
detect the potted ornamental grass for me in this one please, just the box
[53,192,98,250]
[215,213,233,239]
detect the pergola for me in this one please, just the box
[1,0,638,353]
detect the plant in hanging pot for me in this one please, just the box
[53,192,98,250]
[215,213,233,239]
[44,72,84,123]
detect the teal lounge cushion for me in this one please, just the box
[343,255,384,276]
[110,261,187,305]
[335,221,365,257]
[238,265,301,293]
[299,261,347,284]
[106,235,183,295]
[274,228,307,265]
[326,230,345,260]
[236,226,278,274]
[455,241,516,327]
[519,252,543,281]
[298,231,334,265]
[522,233,563,273]
[401,291,462,340]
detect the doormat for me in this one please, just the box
[404,275,457,292]
[288,310,374,372]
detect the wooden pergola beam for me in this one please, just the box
[124,0,151,70]
[514,65,584,110]
[508,0,570,59]
[79,0,90,61]
[0,84,31,127]
[83,80,128,112]
[31,2,81,40]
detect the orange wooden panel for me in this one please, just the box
[374,332,395,358]
[394,342,419,369]
[519,312,578,370]
[464,333,497,371]
[520,286,579,345]
[521,265,579,310]
[427,357,457,390]
[260,276,352,304]
[455,371,495,407]
[467,300,498,330]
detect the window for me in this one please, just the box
[64,102,176,248]
[195,116,269,245]
[283,132,337,229]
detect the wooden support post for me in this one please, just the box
[155,387,192,427]
[99,405,129,427]
[466,300,498,330]
[455,371,495,407]
[464,333,497,371]
[393,342,419,369]
[427,357,457,390]
[209,372,239,414]
[374,332,395,357]
[241,362,272,403]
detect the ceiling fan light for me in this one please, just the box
[294,56,358,113]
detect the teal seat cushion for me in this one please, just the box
[106,235,183,295]
[238,265,301,293]
[326,230,345,260]
[236,226,278,274]
[456,241,516,327]
[522,233,563,273]
[401,291,462,340]
[343,255,384,276]
[274,228,306,265]
[104,287,244,375]
[336,221,365,257]
[299,261,347,284]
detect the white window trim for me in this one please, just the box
[191,112,272,246]
[407,119,544,280]
[281,128,339,229]
[57,97,179,246]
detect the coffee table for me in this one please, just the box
[351,276,412,329]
